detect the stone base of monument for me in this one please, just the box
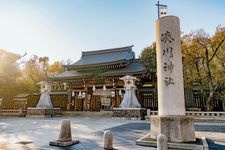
[49,140,79,147]
[150,115,195,142]
[136,115,208,150]
[112,108,147,120]
[136,134,208,150]
[26,107,62,117]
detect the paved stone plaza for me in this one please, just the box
[0,115,225,150]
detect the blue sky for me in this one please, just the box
[0,0,225,64]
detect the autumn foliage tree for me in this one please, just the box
[182,26,225,110]
[22,55,46,93]
[48,61,63,76]
[0,49,24,108]
[140,26,225,111]
[39,56,49,77]
[0,49,65,108]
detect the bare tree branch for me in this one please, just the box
[209,38,225,62]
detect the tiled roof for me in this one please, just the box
[68,46,134,68]
[48,59,147,81]
[48,70,87,80]
[101,59,147,76]
[13,93,30,101]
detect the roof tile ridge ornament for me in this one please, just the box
[81,45,134,56]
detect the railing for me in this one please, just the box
[148,110,225,117]
[0,109,26,117]
[186,111,225,117]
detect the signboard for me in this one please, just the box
[101,98,111,106]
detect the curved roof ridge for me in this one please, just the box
[69,45,135,68]
[82,45,134,56]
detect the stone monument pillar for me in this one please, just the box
[150,16,195,142]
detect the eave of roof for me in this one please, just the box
[101,59,147,76]
[13,93,30,101]
[66,60,130,69]
[48,59,147,82]
[47,70,88,81]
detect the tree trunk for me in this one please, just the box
[206,89,214,111]
[222,100,225,111]
[201,45,216,111]
[203,58,215,111]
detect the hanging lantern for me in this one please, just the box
[82,92,86,98]
[119,90,122,96]
[111,91,115,97]
[78,91,82,97]
[63,83,67,90]
[103,85,107,91]
[92,85,96,91]
[83,80,86,88]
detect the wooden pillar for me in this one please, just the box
[67,91,71,110]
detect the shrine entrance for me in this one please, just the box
[74,98,84,111]
[92,88,114,111]
[69,90,86,111]
[46,46,153,112]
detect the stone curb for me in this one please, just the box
[136,133,208,150]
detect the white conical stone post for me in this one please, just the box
[58,119,72,142]
[49,119,79,147]
[157,134,168,150]
[103,130,113,150]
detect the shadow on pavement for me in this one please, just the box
[207,138,225,150]
[195,125,225,133]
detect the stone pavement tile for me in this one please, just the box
[0,143,47,150]
[0,117,225,150]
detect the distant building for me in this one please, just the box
[46,46,157,111]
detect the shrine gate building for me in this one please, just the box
[46,46,157,111]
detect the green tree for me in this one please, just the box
[139,42,156,73]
